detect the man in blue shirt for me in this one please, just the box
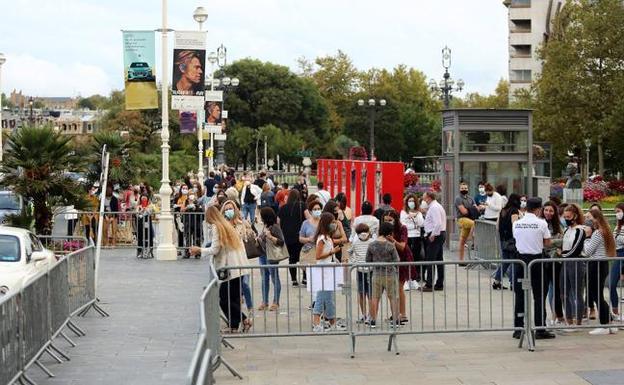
[474,182,487,207]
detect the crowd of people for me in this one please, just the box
[454,181,624,338]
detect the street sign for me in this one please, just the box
[205,148,213,158]
[214,134,227,141]
[296,149,314,157]
[204,124,222,134]
[205,90,223,102]
[222,110,228,119]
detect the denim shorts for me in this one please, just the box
[357,271,372,296]
[313,290,335,320]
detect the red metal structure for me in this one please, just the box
[317,159,405,216]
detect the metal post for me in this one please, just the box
[156,0,177,261]
[443,71,451,109]
[369,108,375,161]
[95,149,109,297]
[586,146,590,179]
[263,136,267,170]
[196,21,205,183]
[0,53,4,163]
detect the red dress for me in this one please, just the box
[396,225,415,281]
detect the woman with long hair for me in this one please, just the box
[278,189,306,286]
[334,192,353,241]
[609,203,624,318]
[322,200,348,261]
[382,209,413,324]
[190,206,250,333]
[400,194,424,287]
[258,207,285,311]
[583,208,618,335]
[493,194,521,290]
[560,204,586,326]
[542,201,564,325]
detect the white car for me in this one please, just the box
[0,226,56,297]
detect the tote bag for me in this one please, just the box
[266,238,289,262]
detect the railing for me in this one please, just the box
[472,219,500,262]
[0,245,100,385]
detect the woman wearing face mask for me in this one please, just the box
[173,184,189,255]
[519,195,528,218]
[184,191,204,257]
[136,195,155,259]
[474,182,487,207]
[278,190,306,286]
[299,200,322,283]
[493,194,521,290]
[609,203,624,320]
[258,207,285,311]
[221,200,255,314]
[334,193,353,241]
[322,200,348,262]
[401,194,424,288]
[560,204,587,327]
[383,209,413,324]
[542,201,565,325]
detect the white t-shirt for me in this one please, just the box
[351,215,380,242]
[315,235,334,264]
[484,192,504,220]
[316,190,331,208]
[512,213,551,255]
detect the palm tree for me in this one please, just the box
[0,127,86,235]
[87,130,136,186]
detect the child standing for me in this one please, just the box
[366,222,400,328]
[348,223,374,323]
[312,212,342,332]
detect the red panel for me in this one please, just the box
[382,162,406,213]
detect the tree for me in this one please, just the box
[88,130,135,186]
[333,134,359,159]
[455,79,510,109]
[534,0,624,175]
[0,126,85,234]
[1,93,15,109]
[77,94,108,110]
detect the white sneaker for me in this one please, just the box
[312,324,325,333]
[410,280,420,290]
[403,281,411,291]
[589,327,610,335]
[610,327,619,334]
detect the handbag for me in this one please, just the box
[299,246,317,265]
[266,238,289,262]
[244,238,263,259]
[501,238,517,254]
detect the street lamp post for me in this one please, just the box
[584,139,591,179]
[193,6,208,184]
[0,52,5,162]
[156,0,177,261]
[28,97,33,126]
[429,46,465,109]
[357,98,386,161]
[211,44,239,168]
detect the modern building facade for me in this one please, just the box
[504,0,565,96]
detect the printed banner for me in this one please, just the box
[123,31,158,110]
[171,31,206,110]
[179,111,197,134]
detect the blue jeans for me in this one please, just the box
[242,203,257,223]
[493,241,515,286]
[609,250,624,308]
[259,255,281,305]
[242,275,253,309]
[313,290,336,319]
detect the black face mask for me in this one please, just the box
[565,219,573,226]
[487,193,493,197]
[460,190,468,195]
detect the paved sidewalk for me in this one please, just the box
[29,249,209,385]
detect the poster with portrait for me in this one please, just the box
[171,31,206,110]
[179,111,197,134]
[123,31,158,110]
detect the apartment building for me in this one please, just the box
[504,0,565,96]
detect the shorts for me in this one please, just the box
[457,217,474,239]
[313,290,335,319]
[372,273,398,300]
[357,271,372,296]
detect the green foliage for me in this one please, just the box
[454,79,510,109]
[5,205,35,232]
[88,130,135,186]
[77,94,108,110]
[0,126,86,234]
[1,93,15,109]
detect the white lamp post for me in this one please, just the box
[584,138,591,179]
[0,53,5,162]
[156,0,177,261]
[193,6,208,183]
[357,98,386,160]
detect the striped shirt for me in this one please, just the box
[614,227,624,251]
[583,230,611,258]
[348,237,374,265]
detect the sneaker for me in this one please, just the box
[292,281,299,287]
[609,327,619,334]
[420,285,433,292]
[492,281,508,290]
[433,285,444,291]
[368,320,376,328]
[356,316,367,324]
[535,331,556,339]
[512,330,522,339]
[312,324,325,333]
[589,327,610,335]
[409,280,420,290]
[403,281,411,291]
[335,322,347,331]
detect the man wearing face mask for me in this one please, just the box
[455,182,478,263]
[474,182,487,207]
[480,183,504,222]
[204,171,216,198]
[240,174,262,223]
[351,201,380,242]
[421,191,447,291]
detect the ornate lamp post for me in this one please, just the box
[0,52,5,162]
[584,138,591,179]
[193,6,208,183]
[357,98,386,161]
[211,44,239,168]
[429,46,465,109]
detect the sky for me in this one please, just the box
[0,0,509,98]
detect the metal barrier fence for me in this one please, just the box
[38,236,88,257]
[0,245,101,385]
[472,219,500,262]
[215,259,532,357]
[527,256,624,349]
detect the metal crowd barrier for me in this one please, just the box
[38,235,88,257]
[0,245,101,385]
[214,259,531,358]
[527,256,624,350]
[472,219,500,263]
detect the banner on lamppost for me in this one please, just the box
[171,31,206,110]
[179,111,197,134]
[122,31,158,110]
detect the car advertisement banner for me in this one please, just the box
[171,31,206,110]
[179,111,197,134]
[122,31,158,110]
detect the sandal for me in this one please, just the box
[269,303,279,311]
[221,328,240,334]
[242,319,253,333]
[257,303,268,311]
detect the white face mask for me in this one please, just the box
[358,232,370,241]
[478,187,485,195]
[181,189,188,195]
[407,201,416,210]
[617,212,624,221]
[420,201,429,210]
[312,209,322,218]
[520,201,527,209]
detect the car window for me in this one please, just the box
[0,194,21,210]
[29,233,43,252]
[0,235,20,262]
[24,236,33,261]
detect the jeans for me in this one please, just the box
[609,250,624,308]
[493,241,515,287]
[562,260,586,322]
[259,255,281,305]
[546,261,564,319]
[587,260,610,325]
[242,203,257,223]
[424,232,445,288]
[313,290,336,319]
[241,275,253,309]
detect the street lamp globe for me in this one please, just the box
[368,99,375,107]
[379,99,386,106]
[439,80,446,89]
[0,53,5,66]
[207,51,217,65]
[29,97,33,107]
[212,78,221,88]
[193,6,208,24]
[584,139,591,148]
[231,77,240,87]
[357,99,365,107]
[457,79,465,90]
[428,79,437,90]
[222,76,231,86]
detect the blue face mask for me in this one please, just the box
[224,209,235,220]
[560,217,567,228]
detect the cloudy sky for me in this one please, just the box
[0,0,509,98]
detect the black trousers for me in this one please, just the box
[546,261,564,319]
[587,260,610,325]
[514,253,548,328]
[286,242,305,282]
[67,219,78,236]
[220,277,247,330]
[408,237,423,281]
[424,232,445,287]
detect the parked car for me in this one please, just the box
[0,227,56,297]
[127,62,155,81]
[0,190,23,224]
